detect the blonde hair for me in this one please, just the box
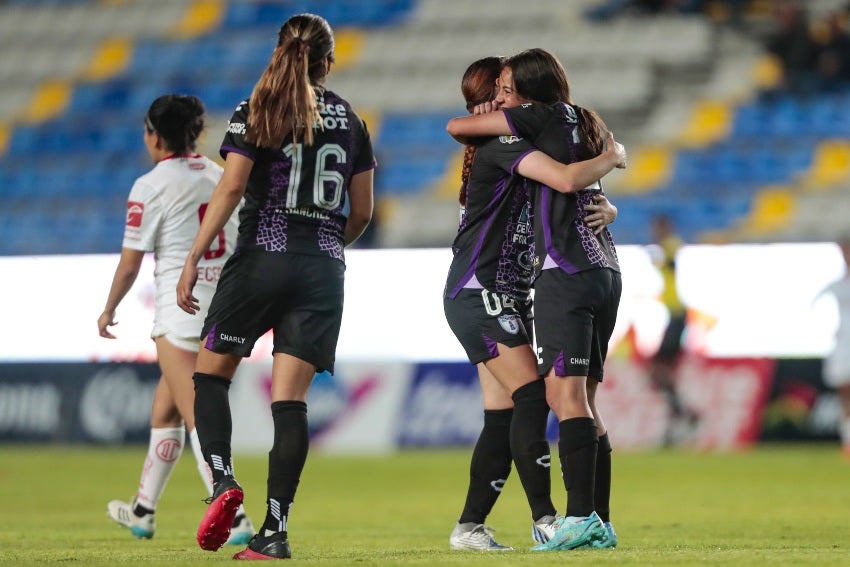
[245,13,335,148]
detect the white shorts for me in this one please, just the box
[151,281,213,353]
[823,350,850,388]
[155,333,202,353]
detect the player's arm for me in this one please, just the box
[177,152,252,314]
[446,107,511,144]
[515,131,627,193]
[344,168,374,246]
[98,248,145,338]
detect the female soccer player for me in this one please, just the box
[820,236,850,457]
[97,94,254,544]
[176,13,375,560]
[447,48,625,551]
[445,56,625,551]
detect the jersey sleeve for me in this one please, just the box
[220,99,257,161]
[503,104,550,139]
[350,112,377,174]
[478,135,537,175]
[122,179,163,252]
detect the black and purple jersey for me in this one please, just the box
[221,91,376,262]
[444,134,536,303]
[503,102,619,276]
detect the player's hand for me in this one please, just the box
[177,262,200,315]
[606,131,627,169]
[472,99,501,115]
[98,310,118,339]
[584,194,618,235]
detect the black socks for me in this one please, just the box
[458,408,513,525]
[510,380,557,521]
[263,400,309,534]
[193,373,233,484]
[558,417,598,518]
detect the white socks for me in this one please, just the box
[190,427,214,495]
[136,426,185,510]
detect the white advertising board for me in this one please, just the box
[0,244,844,363]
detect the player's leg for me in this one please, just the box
[107,375,183,539]
[486,345,557,535]
[836,383,850,456]
[156,335,255,544]
[587,379,617,549]
[585,268,621,549]
[235,352,315,560]
[235,253,344,560]
[450,364,514,551]
[193,347,243,551]
[532,270,607,551]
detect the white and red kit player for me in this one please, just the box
[97,94,254,544]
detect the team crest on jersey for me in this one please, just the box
[126,201,144,227]
[499,135,523,145]
[498,313,521,335]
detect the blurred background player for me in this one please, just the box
[648,214,700,446]
[444,56,622,551]
[819,235,850,456]
[176,13,375,560]
[97,94,254,544]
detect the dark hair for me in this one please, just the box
[506,48,605,160]
[245,13,335,148]
[458,56,504,206]
[144,94,205,155]
[506,48,570,105]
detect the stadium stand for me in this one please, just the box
[0,0,849,254]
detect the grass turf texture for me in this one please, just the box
[0,444,848,565]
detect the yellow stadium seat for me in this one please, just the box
[0,122,9,157]
[431,149,465,200]
[333,29,366,70]
[803,141,850,189]
[753,54,784,91]
[739,186,796,236]
[83,38,132,81]
[168,0,223,39]
[678,100,731,148]
[22,80,71,123]
[614,145,672,193]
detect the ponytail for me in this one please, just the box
[245,13,335,148]
[574,105,605,161]
[459,144,476,206]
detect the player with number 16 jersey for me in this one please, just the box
[177,14,376,558]
[220,93,375,262]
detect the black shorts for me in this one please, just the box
[444,288,533,365]
[201,249,345,373]
[534,268,621,380]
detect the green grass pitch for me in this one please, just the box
[0,444,848,565]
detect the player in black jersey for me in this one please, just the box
[445,56,626,551]
[176,13,375,560]
[446,48,625,551]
